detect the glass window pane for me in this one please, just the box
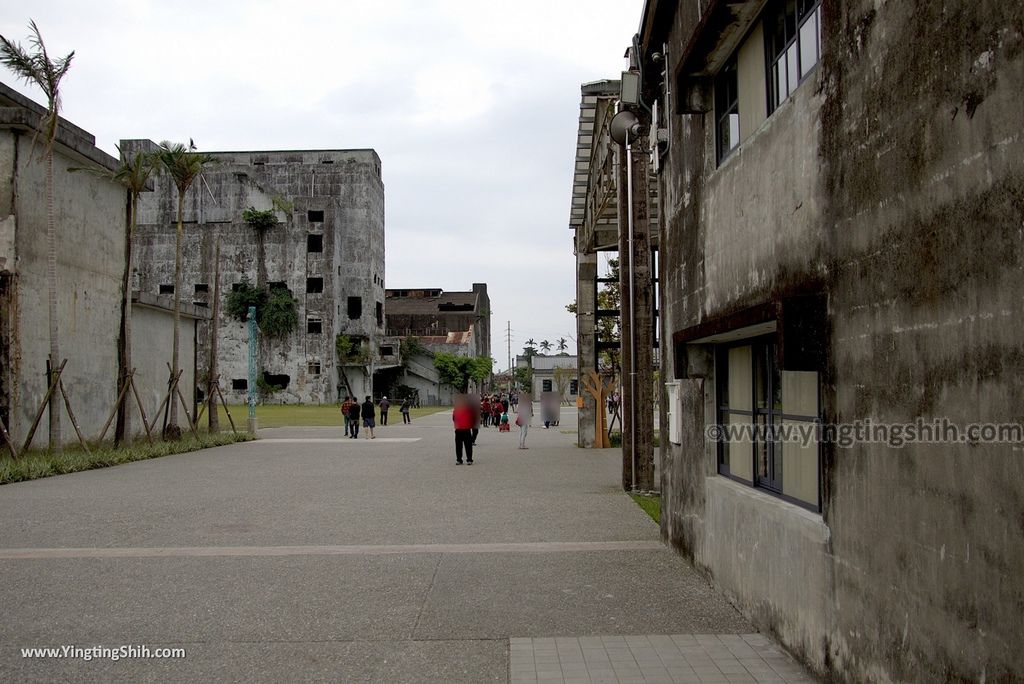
[729,112,740,149]
[799,11,819,78]
[726,412,753,481]
[755,413,769,481]
[782,370,818,417]
[727,346,752,411]
[781,418,819,506]
[773,58,786,106]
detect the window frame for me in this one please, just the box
[765,0,823,113]
[715,335,822,512]
[714,55,741,163]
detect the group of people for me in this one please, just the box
[451,392,533,464]
[340,395,412,439]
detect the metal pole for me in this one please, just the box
[626,132,637,492]
[247,305,258,433]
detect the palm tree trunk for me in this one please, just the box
[46,150,62,453]
[115,193,135,446]
[168,192,183,430]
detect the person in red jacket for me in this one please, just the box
[452,395,476,465]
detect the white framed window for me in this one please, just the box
[666,381,682,445]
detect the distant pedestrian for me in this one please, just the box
[400,399,411,424]
[490,400,502,427]
[470,394,481,445]
[481,396,492,427]
[516,392,533,449]
[341,396,353,436]
[347,399,361,439]
[452,395,475,465]
[361,395,376,439]
[379,396,390,426]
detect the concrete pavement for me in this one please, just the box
[0,406,814,682]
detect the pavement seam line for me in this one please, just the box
[0,540,665,560]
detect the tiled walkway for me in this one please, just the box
[510,634,816,684]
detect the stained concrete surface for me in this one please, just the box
[0,406,800,682]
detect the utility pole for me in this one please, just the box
[616,105,655,492]
[506,321,512,389]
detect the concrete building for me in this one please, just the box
[630,0,1024,681]
[127,141,385,405]
[0,82,126,448]
[130,292,206,431]
[381,285,492,405]
[384,285,491,360]
[516,354,578,404]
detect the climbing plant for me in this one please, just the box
[242,206,277,231]
[225,279,298,338]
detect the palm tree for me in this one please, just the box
[156,141,215,434]
[73,148,157,445]
[556,337,568,354]
[0,21,74,452]
[539,340,552,353]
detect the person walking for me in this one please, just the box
[481,396,491,427]
[341,396,353,436]
[400,398,411,424]
[452,395,475,465]
[361,395,376,439]
[347,398,361,439]
[516,392,533,449]
[379,396,390,426]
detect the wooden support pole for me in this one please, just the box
[216,384,237,434]
[0,414,19,460]
[98,369,135,444]
[21,359,67,454]
[59,380,91,455]
[166,362,199,439]
[129,375,155,444]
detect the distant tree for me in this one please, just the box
[556,337,568,354]
[433,353,493,393]
[156,141,216,434]
[1,20,74,452]
[539,340,552,353]
[552,366,574,404]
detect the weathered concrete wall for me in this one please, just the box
[652,0,1024,681]
[129,143,384,405]
[820,2,1024,681]
[399,351,454,407]
[131,300,199,433]
[2,130,125,448]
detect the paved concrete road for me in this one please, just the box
[0,406,812,683]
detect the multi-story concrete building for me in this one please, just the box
[624,0,1023,681]
[128,141,385,404]
[384,285,491,360]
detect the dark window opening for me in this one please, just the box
[308,361,322,374]
[159,284,174,295]
[347,296,362,320]
[570,379,579,395]
[766,0,822,112]
[193,301,208,308]
[232,282,246,292]
[262,372,290,390]
[307,210,324,223]
[715,56,740,162]
[268,281,287,290]
[380,345,394,356]
[306,277,324,294]
[375,301,383,327]
[320,159,334,164]
[194,283,209,293]
[307,317,323,334]
[542,379,553,392]
[252,160,265,166]
[438,302,474,312]
[307,234,323,253]
[232,378,248,391]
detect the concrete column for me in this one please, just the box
[576,248,598,447]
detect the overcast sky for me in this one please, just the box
[0,1,641,370]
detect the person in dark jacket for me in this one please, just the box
[452,394,475,465]
[361,396,376,439]
[379,396,390,425]
[347,399,361,439]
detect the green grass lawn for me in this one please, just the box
[630,493,661,524]
[0,432,254,485]
[214,403,449,428]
